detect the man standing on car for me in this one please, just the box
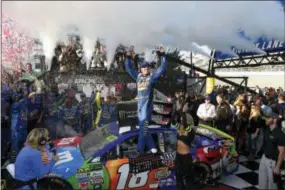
[125,46,167,154]
[259,112,285,190]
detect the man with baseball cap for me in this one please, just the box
[196,94,216,127]
[258,111,285,189]
[125,46,167,154]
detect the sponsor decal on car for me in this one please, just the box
[79,181,89,189]
[76,168,89,183]
[90,177,104,184]
[91,157,101,163]
[93,183,102,190]
[90,170,103,177]
[149,183,159,188]
[89,163,103,171]
[154,168,171,179]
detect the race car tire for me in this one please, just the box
[37,177,73,190]
[192,162,211,185]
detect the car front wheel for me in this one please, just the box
[192,162,211,185]
[37,177,73,190]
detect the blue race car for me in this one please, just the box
[38,120,238,190]
[3,101,238,190]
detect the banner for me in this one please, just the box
[214,34,285,60]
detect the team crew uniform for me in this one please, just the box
[27,95,43,133]
[125,54,167,153]
[43,92,63,139]
[10,96,29,157]
[59,105,81,133]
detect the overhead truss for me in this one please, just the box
[213,51,285,69]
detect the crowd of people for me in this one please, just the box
[50,37,146,74]
[171,84,285,189]
[1,79,122,164]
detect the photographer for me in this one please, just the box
[128,45,139,71]
[90,41,106,69]
[114,44,127,71]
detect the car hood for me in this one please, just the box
[53,136,83,148]
[51,146,85,179]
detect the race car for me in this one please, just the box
[28,120,237,190]
[2,122,238,190]
[2,101,238,190]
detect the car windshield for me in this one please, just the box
[79,125,118,159]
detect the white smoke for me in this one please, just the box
[3,1,284,68]
[40,33,56,69]
[82,36,93,65]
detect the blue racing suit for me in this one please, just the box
[11,97,29,155]
[27,96,42,132]
[125,55,167,153]
[59,105,81,133]
[1,86,12,160]
[43,95,59,139]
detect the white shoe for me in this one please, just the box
[150,148,158,154]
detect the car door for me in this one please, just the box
[100,132,162,190]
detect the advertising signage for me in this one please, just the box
[214,37,285,60]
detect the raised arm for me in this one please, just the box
[124,57,138,81]
[151,55,167,82]
[151,46,167,82]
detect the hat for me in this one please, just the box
[140,61,151,68]
[204,94,211,99]
[80,93,86,98]
[266,111,278,118]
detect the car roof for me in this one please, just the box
[107,122,232,141]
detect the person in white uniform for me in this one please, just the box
[196,94,216,126]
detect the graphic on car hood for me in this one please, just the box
[51,146,85,179]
